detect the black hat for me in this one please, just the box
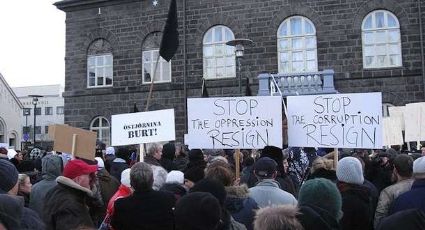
[0,160,19,194]
[254,157,277,178]
[175,192,221,230]
[261,146,283,166]
[189,149,204,162]
[190,178,227,205]
[184,166,205,183]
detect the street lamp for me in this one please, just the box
[29,95,43,147]
[23,108,30,148]
[226,38,253,95]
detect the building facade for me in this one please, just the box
[0,73,23,149]
[55,0,425,145]
[13,85,65,149]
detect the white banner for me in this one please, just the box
[186,96,282,149]
[404,102,425,142]
[383,117,404,146]
[287,92,382,148]
[111,109,175,146]
[388,106,405,131]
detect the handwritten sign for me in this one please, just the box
[186,96,282,149]
[111,109,175,146]
[383,117,404,146]
[404,103,425,142]
[388,106,405,130]
[287,92,382,148]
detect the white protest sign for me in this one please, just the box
[388,106,405,130]
[111,109,175,146]
[186,96,282,149]
[287,92,382,148]
[383,117,404,146]
[404,102,425,142]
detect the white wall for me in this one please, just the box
[0,75,22,149]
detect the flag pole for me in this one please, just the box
[145,54,161,111]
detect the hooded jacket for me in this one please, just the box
[29,154,63,216]
[43,176,95,230]
[225,185,258,230]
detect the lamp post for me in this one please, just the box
[226,38,253,95]
[29,95,43,147]
[23,108,30,148]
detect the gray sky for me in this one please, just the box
[0,0,65,87]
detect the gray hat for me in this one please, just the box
[0,159,19,193]
[413,156,425,174]
[336,157,364,185]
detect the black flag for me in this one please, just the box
[201,79,209,98]
[159,0,179,62]
[245,78,252,96]
[133,103,140,113]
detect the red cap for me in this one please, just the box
[63,159,98,179]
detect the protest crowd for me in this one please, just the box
[1,143,425,230]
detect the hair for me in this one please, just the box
[254,205,304,230]
[146,143,162,156]
[130,162,154,192]
[205,161,234,186]
[393,154,413,178]
[18,174,29,192]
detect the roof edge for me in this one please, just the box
[0,73,24,109]
[54,0,141,12]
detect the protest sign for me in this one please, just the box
[48,124,97,160]
[186,96,282,149]
[404,102,425,142]
[388,106,405,130]
[111,109,175,146]
[287,92,382,149]
[383,117,404,146]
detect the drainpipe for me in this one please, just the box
[419,0,425,99]
[183,0,187,135]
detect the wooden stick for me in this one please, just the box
[139,144,145,162]
[71,134,77,158]
[235,149,241,179]
[333,148,338,170]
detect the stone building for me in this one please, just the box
[0,73,23,149]
[55,0,424,144]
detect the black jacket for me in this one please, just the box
[43,176,94,230]
[377,209,425,230]
[111,190,176,230]
[298,205,340,230]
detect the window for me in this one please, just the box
[23,126,30,134]
[23,108,31,116]
[90,116,110,146]
[45,107,53,115]
[56,106,64,115]
[142,32,171,84]
[35,126,41,134]
[203,25,236,79]
[35,108,41,116]
[362,10,402,68]
[45,126,49,134]
[277,16,317,73]
[87,39,113,88]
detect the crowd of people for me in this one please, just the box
[0,143,425,230]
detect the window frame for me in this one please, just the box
[89,116,110,146]
[142,49,172,84]
[361,10,402,69]
[56,106,64,115]
[45,107,53,116]
[87,54,114,88]
[203,25,236,80]
[277,16,318,73]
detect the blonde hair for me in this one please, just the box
[18,174,29,186]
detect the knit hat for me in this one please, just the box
[254,157,277,178]
[166,170,184,184]
[95,157,104,169]
[336,157,364,185]
[298,178,343,220]
[261,146,283,165]
[0,159,19,193]
[189,149,204,161]
[7,149,17,160]
[190,178,227,205]
[120,168,131,187]
[175,192,221,230]
[105,147,115,156]
[184,166,205,183]
[413,156,425,175]
[63,159,97,179]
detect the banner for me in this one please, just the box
[111,109,175,146]
[287,92,382,148]
[404,102,425,142]
[388,106,405,130]
[383,117,404,146]
[186,96,282,149]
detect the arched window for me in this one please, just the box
[362,10,402,68]
[90,116,110,146]
[277,16,317,73]
[142,32,172,84]
[203,25,236,79]
[87,38,113,88]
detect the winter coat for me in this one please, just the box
[297,205,340,230]
[389,179,425,214]
[145,156,168,190]
[29,154,63,216]
[337,182,374,230]
[377,209,425,230]
[104,154,116,173]
[110,158,128,182]
[248,179,297,208]
[374,178,414,228]
[368,161,393,192]
[225,185,258,230]
[228,216,247,230]
[98,168,120,210]
[308,168,337,182]
[101,185,133,230]
[0,194,45,230]
[111,190,176,230]
[43,176,95,230]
